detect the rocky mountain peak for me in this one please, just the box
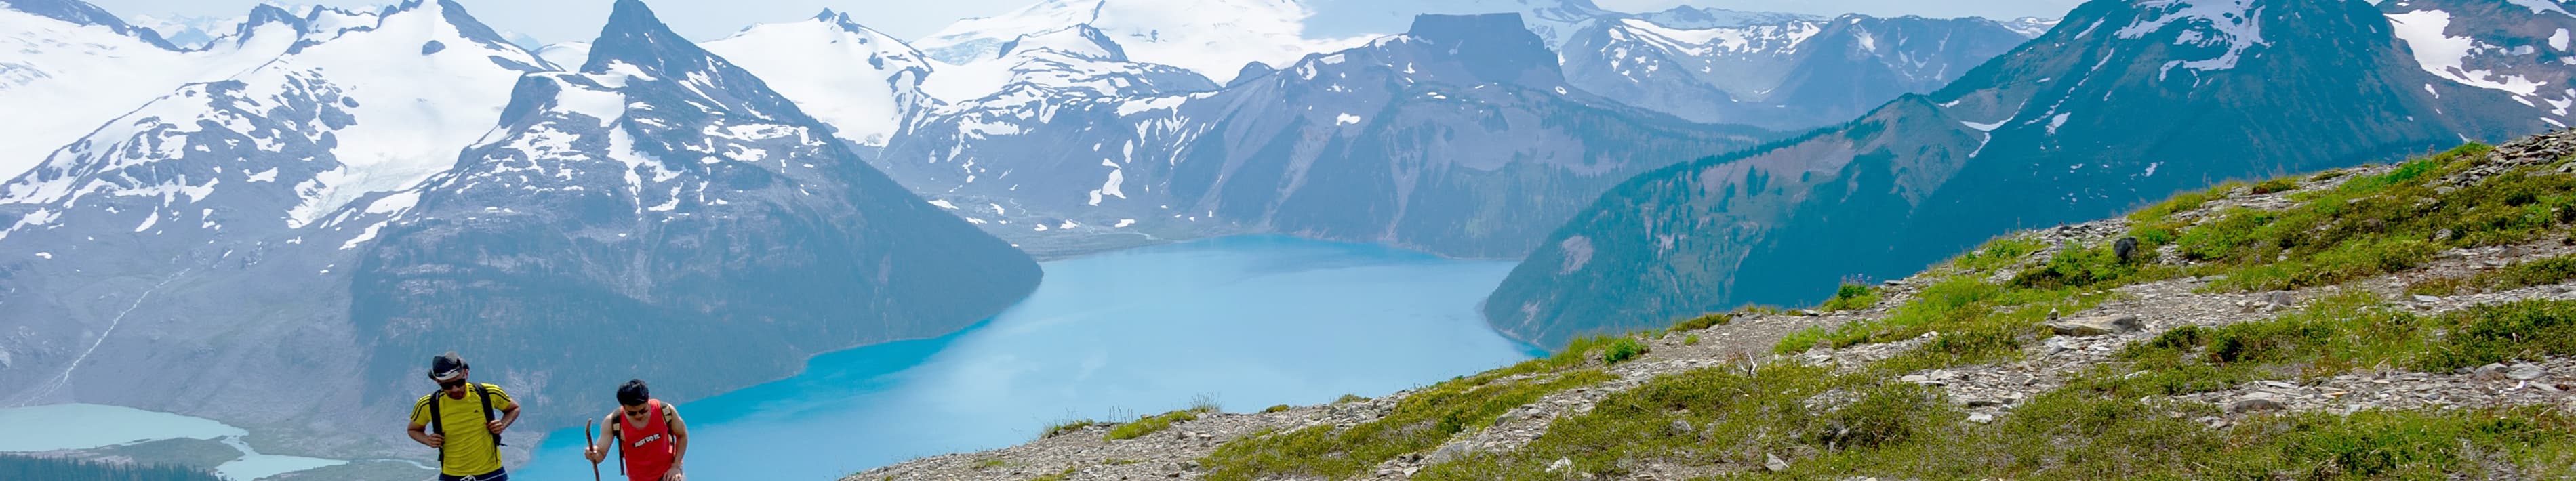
[1393,13,1560,85]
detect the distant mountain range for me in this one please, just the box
[1561,14,2038,129]
[1486,0,2576,348]
[0,0,1037,461]
[880,12,1770,257]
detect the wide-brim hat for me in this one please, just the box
[429,352,468,382]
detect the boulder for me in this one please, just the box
[2508,364,2547,381]
[2046,314,2143,337]
[1765,453,1790,472]
[2114,236,2141,263]
[1425,441,1475,464]
[2228,397,2285,414]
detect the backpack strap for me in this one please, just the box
[427,392,446,463]
[477,383,504,448]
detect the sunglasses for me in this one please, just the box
[622,405,651,418]
[439,378,468,390]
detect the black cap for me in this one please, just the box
[429,352,468,381]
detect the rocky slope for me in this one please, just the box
[1488,0,2571,350]
[851,128,2576,481]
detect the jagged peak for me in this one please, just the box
[1392,14,1559,79]
[585,0,719,75]
[273,0,519,56]
[997,24,1127,62]
[223,3,310,46]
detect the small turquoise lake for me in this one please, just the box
[515,236,1542,480]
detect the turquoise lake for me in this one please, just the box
[514,236,1542,480]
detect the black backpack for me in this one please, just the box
[427,383,504,462]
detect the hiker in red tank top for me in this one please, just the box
[586,380,690,481]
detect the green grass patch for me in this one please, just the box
[1107,408,1207,440]
[1603,338,1649,364]
[2251,177,2300,194]
[1261,404,1291,413]
[1413,364,1945,480]
[2410,253,2576,295]
[1040,419,1100,439]
[1775,273,2110,364]
[1820,283,1882,312]
[2131,181,2242,224]
[1683,334,1700,346]
[2076,293,2576,400]
[2173,142,2576,293]
[1028,466,1077,481]
[1428,371,2576,480]
[1666,312,1733,333]
[1200,369,1617,481]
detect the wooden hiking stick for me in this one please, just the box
[586,419,602,481]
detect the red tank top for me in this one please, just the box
[618,399,675,481]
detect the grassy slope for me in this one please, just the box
[1195,138,2576,480]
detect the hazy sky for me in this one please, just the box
[83,0,2087,45]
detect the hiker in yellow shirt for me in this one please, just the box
[407,352,521,481]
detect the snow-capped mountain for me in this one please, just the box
[129,12,239,49]
[2384,0,2576,127]
[1632,5,1821,28]
[344,0,1038,433]
[1487,0,2563,348]
[912,0,1373,85]
[0,0,544,456]
[535,41,589,68]
[3,0,547,241]
[0,0,1039,460]
[702,9,935,147]
[0,0,176,47]
[0,1,307,180]
[2000,16,2062,37]
[879,13,1767,258]
[1558,14,2034,129]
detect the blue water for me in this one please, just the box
[513,236,1541,480]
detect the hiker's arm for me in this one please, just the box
[667,410,689,472]
[408,421,443,448]
[586,413,616,463]
[488,402,519,434]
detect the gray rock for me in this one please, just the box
[2114,236,2141,263]
[2046,314,2143,337]
[2508,365,2547,381]
[2228,397,2285,414]
[2262,291,2297,309]
[2476,363,2511,380]
[1666,419,1694,436]
[1425,441,1475,464]
[1967,413,1996,424]
[1798,309,1823,316]
[1765,453,1790,472]
[2413,295,2440,303]
[1546,458,1574,474]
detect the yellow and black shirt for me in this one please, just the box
[409,383,516,477]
